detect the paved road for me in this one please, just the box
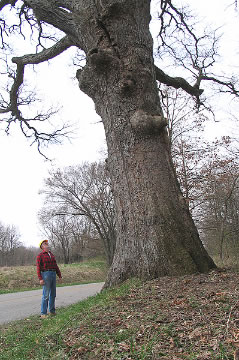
[0,282,104,325]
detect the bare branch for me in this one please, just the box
[12,35,73,65]
[155,65,203,97]
[158,0,198,47]
[155,64,239,102]
[155,1,239,103]
[201,75,239,97]
[0,35,75,152]
[1,35,73,115]
[0,63,24,114]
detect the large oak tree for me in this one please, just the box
[1,0,238,287]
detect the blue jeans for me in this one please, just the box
[41,271,56,315]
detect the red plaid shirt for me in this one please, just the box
[36,251,62,280]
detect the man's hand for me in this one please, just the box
[59,277,62,283]
[40,280,45,286]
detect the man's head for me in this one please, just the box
[39,240,49,251]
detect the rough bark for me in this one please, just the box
[73,0,216,287]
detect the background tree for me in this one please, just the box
[159,86,207,150]
[160,85,239,265]
[39,209,76,264]
[13,245,39,266]
[0,220,43,266]
[0,222,21,266]
[1,0,239,286]
[159,85,208,213]
[197,140,239,263]
[172,125,239,264]
[39,207,103,263]
[39,162,116,265]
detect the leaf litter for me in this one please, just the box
[61,269,239,359]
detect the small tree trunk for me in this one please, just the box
[92,220,115,265]
[219,221,225,261]
[61,243,69,264]
[76,0,216,287]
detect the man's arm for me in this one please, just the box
[36,254,43,281]
[55,263,62,279]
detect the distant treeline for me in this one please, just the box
[0,237,105,267]
[0,245,39,267]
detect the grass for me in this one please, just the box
[0,257,107,294]
[0,279,136,360]
[0,269,239,359]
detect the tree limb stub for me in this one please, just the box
[155,65,239,100]
[155,65,204,97]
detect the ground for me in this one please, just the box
[0,265,239,359]
[62,269,239,359]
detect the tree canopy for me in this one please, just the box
[0,0,238,150]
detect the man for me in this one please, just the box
[36,240,62,318]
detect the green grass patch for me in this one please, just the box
[0,279,139,360]
[0,257,108,294]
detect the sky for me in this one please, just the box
[0,0,238,248]
[0,55,106,247]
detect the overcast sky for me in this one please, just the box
[0,0,238,248]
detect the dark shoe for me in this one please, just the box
[49,312,56,316]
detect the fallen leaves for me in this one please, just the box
[60,269,239,359]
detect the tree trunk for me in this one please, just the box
[76,0,216,287]
[61,242,70,264]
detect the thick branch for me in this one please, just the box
[12,35,73,65]
[155,65,239,100]
[0,35,74,115]
[0,63,24,114]
[155,65,204,97]
[26,0,78,40]
[0,0,16,11]
[9,63,24,113]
